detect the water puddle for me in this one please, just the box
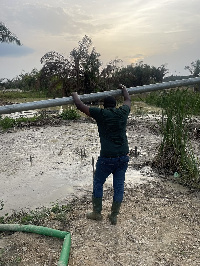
[0,166,154,216]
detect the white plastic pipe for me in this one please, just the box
[0,77,200,115]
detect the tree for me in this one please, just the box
[40,51,71,96]
[40,37,169,97]
[41,36,102,96]
[0,69,40,91]
[70,35,92,88]
[185,60,200,92]
[100,59,123,90]
[18,69,40,91]
[185,60,200,77]
[0,22,21,45]
[70,35,102,93]
[111,62,168,88]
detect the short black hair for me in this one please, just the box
[103,96,116,108]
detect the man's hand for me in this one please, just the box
[119,84,126,89]
[119,84,131,108]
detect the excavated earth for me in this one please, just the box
[0,112,200,266]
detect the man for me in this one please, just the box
[72,84,131,225]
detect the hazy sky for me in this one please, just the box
[1,0,200,79]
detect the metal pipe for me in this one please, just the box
[1,77,200,115]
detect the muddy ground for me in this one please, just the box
[0,113,200,265]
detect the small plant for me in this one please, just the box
[60,107,80,120]
[15,116,39,125]
[0,116,15,129]
[50,201,72,223]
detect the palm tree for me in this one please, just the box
[0,22,21,45]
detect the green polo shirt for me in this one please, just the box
[89,105,130,157]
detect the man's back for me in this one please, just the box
[89,105,130,157]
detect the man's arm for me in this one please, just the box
[119,84,131,109]
[72,92,90,116]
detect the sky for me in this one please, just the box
[0,0,200,79]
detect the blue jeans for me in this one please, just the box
[93,155,129,202]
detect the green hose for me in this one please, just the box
[58,233,71,266]
[0,224,71,265]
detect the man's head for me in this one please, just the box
[103,96,116,109]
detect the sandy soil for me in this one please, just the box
[0,114,200,265]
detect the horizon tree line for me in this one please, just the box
[1,23,200,97]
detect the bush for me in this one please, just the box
[0,116,15,129]
[0,116,41,130]
[60,108,80,120]
[151,89,200,189]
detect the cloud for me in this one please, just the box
[124,54,145,64]
[1,0,200,78]
[3,3,111,37]
[0,43,34,57]
[17,5,74,35]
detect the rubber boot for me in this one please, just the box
[86,196,102,221]
[108,201,121,225]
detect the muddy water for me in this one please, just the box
[0,120,154,216]
[1,169,153,216]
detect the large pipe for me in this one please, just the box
[1,77,200,115]
[0,224,71,266]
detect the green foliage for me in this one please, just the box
[145,89,200,116]
[111,62,168,88]
[0,115,40,130]
[151,89,200,189]
[0,90,47,100]
[0,108,80,130]
[0,69,41,92]
[40,35,102,96]
[15,116,39,124]
[0,116,15,129]
[0,201,72,226]
[50,201,72,223]
[60,107,80,120]
[0,216,5,223]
